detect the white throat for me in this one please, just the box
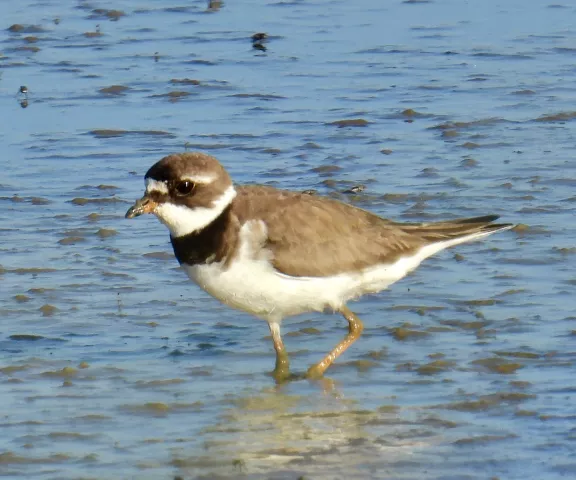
[154,185,236,238]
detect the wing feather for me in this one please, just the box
[232,186,424,277]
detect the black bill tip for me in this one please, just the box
[125,196,155,219]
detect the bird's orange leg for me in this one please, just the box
[306,305,364,379]
[268,322,290,383]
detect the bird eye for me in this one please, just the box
[174,180,195,196]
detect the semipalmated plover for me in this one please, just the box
[126,152,514,381]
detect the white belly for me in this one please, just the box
[182,257,407,322]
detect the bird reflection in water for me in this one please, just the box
[168,383,420,479]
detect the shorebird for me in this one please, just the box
[126,152,513,381]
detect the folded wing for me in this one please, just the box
[233,186,512,278]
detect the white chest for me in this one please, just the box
[182,258,330,320]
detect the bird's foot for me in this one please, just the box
[305,364,325,380]
[271,366,292,384]
[272,354,291,384]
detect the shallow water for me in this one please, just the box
[1,0,575,479]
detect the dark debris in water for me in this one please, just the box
[88,129,176,138]
[58,236,86,245]
[69,196,125,206]
[553,246,576,255]
[89,9,126,21]
[453,433,517,445]
[170,78,200,85]
[459,298,501,307]
[286,327,321,337]
[416,359,456,375]
[251,32,269,52]
[327,118,370,127]
[494,350,541,359]
[169,349,186,356]
[0,451,69,465]
[1,267,57,275]
[440,319,490,330]
[13,294,30,303]
[11,45,40,53]
[9,334,45,341]
[120,401,203,416]
[437,392,536,412]
[96,228,117,238]
[150,91,192,100]
[133,378,186,389]
[471,357,524,375]
[339,359,380,372]
[0,195,51,205]
[207,0,223,11]
[7,24,46,33]
[99,85,130,95]
[311,165,342,174]
[429,117,507,130]
[400,108,421,117]
[228,93,285,100]
[511,224,549,235]
[39,304,58,316]
[390,326,430,341]
[534,111,576,122]
[251,33,268,43]
[41,366,77,378]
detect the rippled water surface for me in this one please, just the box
[1,0,575,479]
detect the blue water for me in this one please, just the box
[1,0,575,478]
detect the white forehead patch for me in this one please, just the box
[181,174,217,184]
[145,175,217,195]
[145,178,169,195]
[153,185,237,238]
